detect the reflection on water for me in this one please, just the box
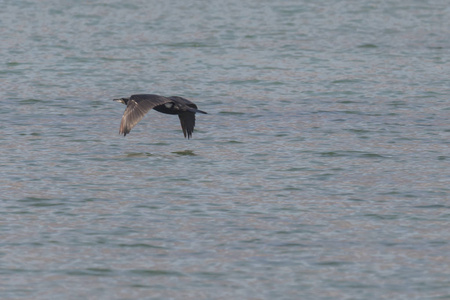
[125,152,154,157]
[172,150,196,156]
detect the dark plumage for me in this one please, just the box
[113,94,207,138]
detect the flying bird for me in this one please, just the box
[114,94,207,138]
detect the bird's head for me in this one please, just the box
[113,97,129,105]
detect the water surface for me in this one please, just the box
[1,0,450,299]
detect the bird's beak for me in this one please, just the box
[113,98,123,103]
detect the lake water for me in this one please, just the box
[1,0,450,299]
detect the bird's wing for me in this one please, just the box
[120,94,171,136]
[178,111,196,139]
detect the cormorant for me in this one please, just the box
[114,94,207,138]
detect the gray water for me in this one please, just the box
[1,0,450,299]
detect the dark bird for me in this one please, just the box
[114,94,207,138]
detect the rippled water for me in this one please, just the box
[1,0,450,299]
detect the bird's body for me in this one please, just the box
[114,94,207,138]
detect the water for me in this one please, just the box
[1,0,450,299]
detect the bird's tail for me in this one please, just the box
[187,107,207,114]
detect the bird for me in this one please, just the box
[113,94,207,138]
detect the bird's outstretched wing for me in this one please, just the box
[120,94,171,136]
[168,96,206,138]
[178,111,196,139]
